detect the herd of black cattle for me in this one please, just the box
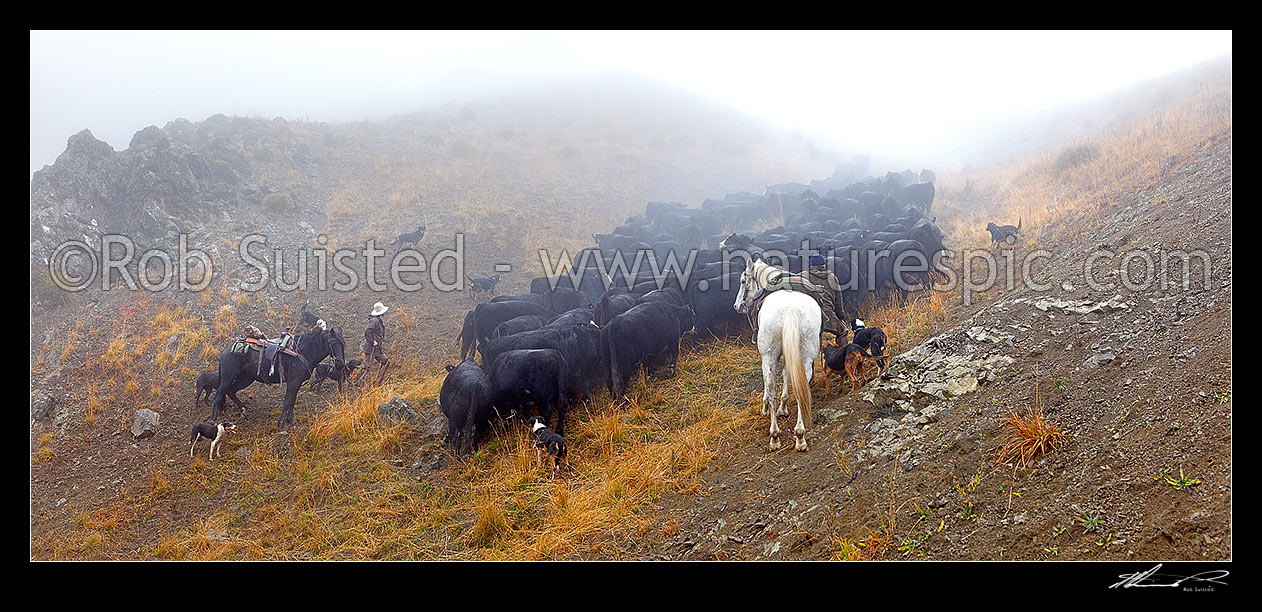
[439,169,950,455]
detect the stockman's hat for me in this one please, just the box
[370,302,389,316]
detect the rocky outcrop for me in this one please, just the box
[377,397,421,426]
[131,409,161,439]
[851,323,1016,466]
[31,392,58,421]
[29,116,321,271]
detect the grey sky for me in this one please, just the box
[30,30,1231,177]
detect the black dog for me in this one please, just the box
[986,219,1021,250]
[310,359,362,392]
[466,274,501,301]
[196,371,247,416]
[195,372,219,410]
[851,318,889,371]
[299,302,326,331]
[189,421,235,461]
[528,416,568,477]
[391,225,426,249]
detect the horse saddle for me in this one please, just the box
[748,272,827,331]
[241,335,299,377]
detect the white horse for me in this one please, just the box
[734,255,822,451]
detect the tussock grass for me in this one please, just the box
[995,368,1065,469]
[994,406,1065,469]
[37,337,762,560]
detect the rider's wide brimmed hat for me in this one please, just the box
[370,302,389,316]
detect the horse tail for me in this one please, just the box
[781,308,811,424]
[1017,217,1022,231]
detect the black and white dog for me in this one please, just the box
[528,416,568,477]
[189,421,236,461]
[851,318,890,372]
[299,302,327,332]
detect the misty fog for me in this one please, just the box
[30,30,1231,178]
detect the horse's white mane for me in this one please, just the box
[746,258,782,289]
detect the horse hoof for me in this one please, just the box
[795,439,808,452]
[769,439,781,451]
[278,429,289,436]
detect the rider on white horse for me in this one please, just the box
[735,254,822,452]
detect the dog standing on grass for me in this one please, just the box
[466,274,501,301]
[391,225,426,250]
[986,219,1021,250]
[528,416,568,477]
[189,422,235,461]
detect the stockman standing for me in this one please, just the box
[805,254,845,345]
[361,301,391,384]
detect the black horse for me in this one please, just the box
[211,327,346,432]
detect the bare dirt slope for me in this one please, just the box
[639,130,1231,561]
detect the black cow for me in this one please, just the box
[458,300,557,360]
[545,287,593,313]
[439,359,496,455]
[593,288,638,326]
[601,302,695,398]
[899,182,936,213]
[545,307,596,329]
[479,324,603,398]
[488,349,571,435]
[491,292,549,308]
[491,315,547,339]
[685,271,745,336]
[877,239,935,302]
[530,269,608,300]
[635,287,686,307]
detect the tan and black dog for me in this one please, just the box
[822,343,884,398]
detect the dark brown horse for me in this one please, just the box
[210,327,346,432]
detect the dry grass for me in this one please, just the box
[994,406,1065,469]
[35,337,761,560]
[933,69,1231,255]
[32,66,1231,560]
[994,369,1066,469]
